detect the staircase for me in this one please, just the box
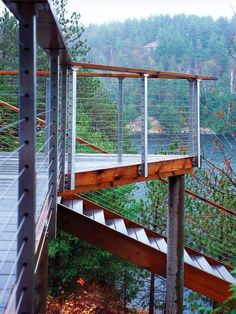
[58,197,235,303]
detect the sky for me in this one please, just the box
[68,0,236,25]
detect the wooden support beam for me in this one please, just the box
[59,157,193,196]
[166,175,185,314]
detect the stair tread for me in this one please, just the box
[134,228,150,245]
[63,199,83,214]
[127,228,137,239]
[113,218,127,234]
[93,209,106,224]
[213,265,235,283]
[106,218,115,229]
[192,256,216,275]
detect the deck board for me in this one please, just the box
[61,153,194,196]
[0,152,50,311]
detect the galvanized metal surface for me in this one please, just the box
[140,75,148,177]
[17,4,36,312]
[48,50,59,240]
[118,78,124,162]
[67,68,77,190]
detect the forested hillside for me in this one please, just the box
[84,15,235,78]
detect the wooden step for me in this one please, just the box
[134,228,150,245]
[93,210,105,224]
[83,209,94,219]
[127,228,137,239]
[113,218,127,234]
[213,265,235,283]
[191,256,216,276]
[184,250,194,265]
[63,199,83,214]
[58,203,235,303]
[106,218,115,229]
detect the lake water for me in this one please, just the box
[131,133,236,170]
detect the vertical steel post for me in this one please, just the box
[188,79,195,155]
[48,50,59,239]
[118,78,124,162]
[166,175,185,314]
[17,3,36,312]
[188,79,201,167]
[196,79,201,167]
[58,66,67,192]
[139,74,148,177]
[67,67,77,190]
[45,78,51,157]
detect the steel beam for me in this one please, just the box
[48,49,59,239]
[17,3,36,312]
[67,67,77,190]
[58,66,67,192]
[118,78,124,162]
[139,74,148,177]
[166,175,185,314]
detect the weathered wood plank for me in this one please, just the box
[60,156,193,196]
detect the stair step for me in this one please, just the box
[155,237,167,253]
[113,218,127,234]
[83,209,94,219]
[93,210,105,224]
[134,228,150,245]
[213,265,235,283]
[106,218,115,229]
[192,256,216,275]
[127,228,137,239]
[184,250,194,265]
[148,237,167,252]
[72,200,83,214]
[63,200,83,214]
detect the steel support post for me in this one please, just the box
[188,79,201,167]
[45,78,51,157]
[196,79,201,167]
[48,50,59,239]
[188,79,195,155]
[58,66,67,192]
[166,175,185,314]
[118,78,124,162]
[139,74,148,177]
[67,67,77,190]
[17,3,36,312]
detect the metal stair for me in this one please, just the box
[58,198,235,303]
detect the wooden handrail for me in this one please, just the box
[0,68,217,80]
[159,178,236,217]
[0,99,109,154]
[73,62,217,81]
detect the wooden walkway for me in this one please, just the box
[0,152,49,312]
[62,153,194,196]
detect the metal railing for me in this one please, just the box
[0,0,217,312]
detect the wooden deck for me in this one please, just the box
[0,152,193,311]
[0,152,49,312]
[61,153,194,196]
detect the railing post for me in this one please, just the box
[17,3,36,312]
[45,78,51,157]
[188,78,201,167]
[118,77,124,162]
[166,175,185,314]
[196,79,201,167]
[58,66,67,192]
[139,74,148,177]
[48,49,59,239]
[67,67,77,190]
